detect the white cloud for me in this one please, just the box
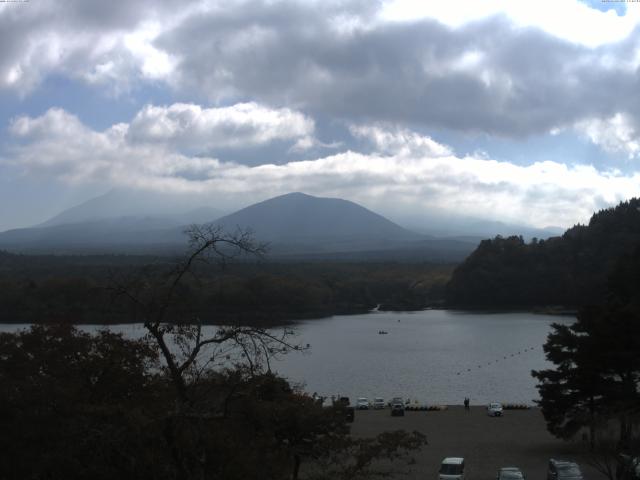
[5,111,639,228]
[575,113,640,159]
[0,1,188,94]
[126,102,315,151]
[350,124,452,157]
[379,0,640,48]
[4,0,640,147]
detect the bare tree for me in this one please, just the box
[108,224,428,480]
[110,224,303,480]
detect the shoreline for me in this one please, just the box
[0,305,577,328]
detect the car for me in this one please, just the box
[390,397,405,416]
[356,397,369,409]
[547,459,584,480]
[372,397,386,409]
[439,457,465,480]
[487,402,504,417]
[497,467,525,480]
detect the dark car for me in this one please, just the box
[497,467,525,480]
[548,459,584,480]
[391,397,405,417]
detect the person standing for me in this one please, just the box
[464,397,470,411]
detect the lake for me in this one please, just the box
[0,310,572,405]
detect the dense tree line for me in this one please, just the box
[446,198,640,308]
[0,252,451,324]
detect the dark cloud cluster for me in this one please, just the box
[2,0,640,141]
[155,1,640,139]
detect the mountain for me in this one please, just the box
[445,198,640,308]
[39,188,224,227]
[213,192,421,252]
[0,191,479,260]
[0,188,227,254]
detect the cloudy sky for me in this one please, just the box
[1,0,640,231]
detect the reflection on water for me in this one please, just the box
[0,310,572,405]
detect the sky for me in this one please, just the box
[1,0,640,231]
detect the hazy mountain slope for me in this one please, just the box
[396,212,564,240]
[40,188,223,227]
[0,217,188,253]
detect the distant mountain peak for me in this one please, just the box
[214,192,421,249]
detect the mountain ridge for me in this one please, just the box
[0,192,451,258]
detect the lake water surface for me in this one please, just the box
[0,310,572,405]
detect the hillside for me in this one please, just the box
[445,198,640,308]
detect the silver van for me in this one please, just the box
[439,457,465,480]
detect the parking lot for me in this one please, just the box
[350,406,606,480]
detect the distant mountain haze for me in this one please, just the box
[394,212,564,240]
[0,190,559,260]
[39,188,225,227]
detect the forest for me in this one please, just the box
[445,198,640,309]
[0,249,452,325]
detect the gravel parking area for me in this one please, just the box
[350,406,605,480]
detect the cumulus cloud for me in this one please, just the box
[574,113,640,159]
[379,0,640,48]
[0,0,188,93]
[5,109,639,227]
[126,102,315,152]
[349,124,452,157]
[151,0,640,141]
[6,101,314,185]
[4,0,640,146]
[7,108,222,187]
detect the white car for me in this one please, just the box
[439,457,465,480]
[487,402,504,417]
[372,397,386,409]
[356,397,370,409]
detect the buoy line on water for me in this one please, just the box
[454,345,542,376]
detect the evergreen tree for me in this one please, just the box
[532,247,640,447]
